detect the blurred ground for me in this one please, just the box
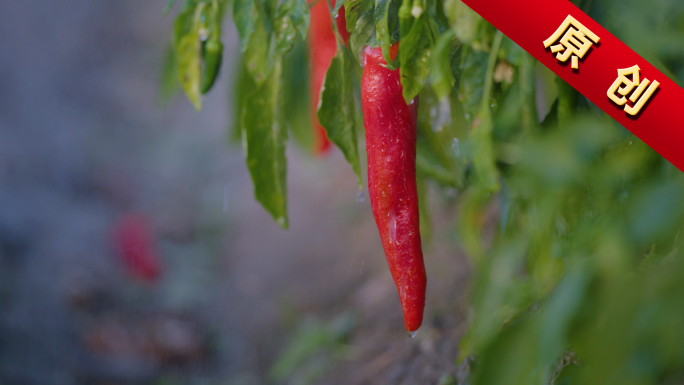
[0,1,470,384]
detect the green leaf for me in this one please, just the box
[234,0,273,84]
[470,30,503,192]
[343,0,372,33]
[471,315,545,385]
[282,36,314,151]
[416,87,466,188]
[374,0,398,69]
[458,48,487,123]
[556,77,580,124]
[470,104,498,191]
[430,29,460,100]
[231,60,253,144]
[538,263,593,360]
[292,0,311,40]
[275,0,309,54]
[317,49,363,189]
[274,8,297,55]
[176,5,203,110]
[332,0,346,14]
[159,43,180,103]
[241,58,289,228]
[491,77,523,139]
[517,51,537,136]
[443,0,482,45]
[460,239,534,356]
[268,314,355,384]
[173,7,193,47]
[431,0,451,32]
[203,0,225,37]
[399,8,433,103]
[454,188,490,265]
[233,0,257,49]
[349,8,376,65]
[628,178,684,246]
[416,144,461,186]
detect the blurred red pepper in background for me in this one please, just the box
[308,0,349,155]
[111,212,162,283]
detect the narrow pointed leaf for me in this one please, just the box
[343,0,372,33]
[399,12,433,103]
[176,22,202,110]
[233,0,257,49]
[275,0,309,54]
[350,8,376,65]
[470,30,503,192]
[443,0,482,45]
[374,0,398,69]
[241,59,289,228]
[431,29,461,100]
[234,0,273,84]
[317,49,363,188]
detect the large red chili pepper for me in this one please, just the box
[308,0,349,155]
[361,44,427,333]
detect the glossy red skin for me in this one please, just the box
[361,44,426,332]
[335,6,350,46]
[111,212,162,283]
[308,1,348,155]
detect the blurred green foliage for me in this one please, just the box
[164,0,684,383]
[443,0,684,384]
[269,314,355,385]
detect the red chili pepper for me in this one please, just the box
[335,5,350,46]
[361,44,427,333]
[111,212,162,283]
[308,0,349,155]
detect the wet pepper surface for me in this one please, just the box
[361,44,426,332]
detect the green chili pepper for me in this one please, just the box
[201,37,223,94]
[200,0,223,94]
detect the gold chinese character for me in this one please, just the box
[607,65,660,115]
[543,15,600,70]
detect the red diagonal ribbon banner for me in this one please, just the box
[461,0,684,170]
